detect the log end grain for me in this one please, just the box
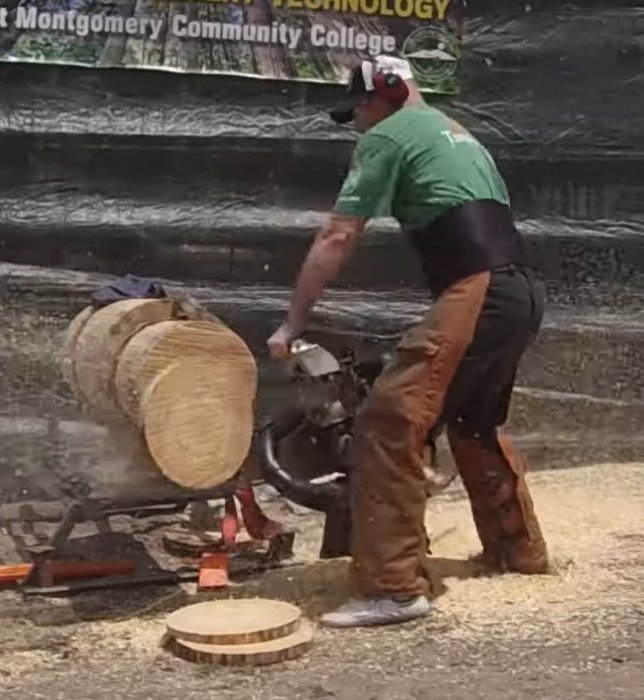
[114,319,257,426]
[61,305,94,398]
[142,359,254,490]
[165,598,303,646]
[70,298,178,423]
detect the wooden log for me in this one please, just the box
[114,319,256,426]
[141,359,254,489]
[60,305,94,401]
[167,619,314,667]
[62,297,256,492]
[165,598,303,646]
[69,298,180,423]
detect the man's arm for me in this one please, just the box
[285,213,366,335]
[268,133,402,357]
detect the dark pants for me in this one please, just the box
[350,266,549,597]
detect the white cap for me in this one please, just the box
[329,55,415,124]
[373,55,414,82]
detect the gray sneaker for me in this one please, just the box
[320,595,431,628]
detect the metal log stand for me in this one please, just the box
[0,293,308,597]
[0,479,296,597]
[1,341,443,597]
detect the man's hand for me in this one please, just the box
[268,215,366,362]
[267,322,295,360]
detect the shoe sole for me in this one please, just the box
[320,607,431,629]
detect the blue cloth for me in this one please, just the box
[91,274,167,308]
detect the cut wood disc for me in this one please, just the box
[70,298,179,422]
[142,360,254,489]
[114,319,256,425]
[167,619,314,667]
[165,598,303,646]
[162,525,222,558]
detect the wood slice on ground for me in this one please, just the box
[165,598,303,646]
[162,525,259,559]
[60,305,94,399]
[114,319,256,425]
[70,298,179,422]
[162,526,221,558]
[142,359,254,489]
[167,619,314,667]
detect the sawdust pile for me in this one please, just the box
[427,462,644,644]
[79,463,644,652]
[1,462,643,683]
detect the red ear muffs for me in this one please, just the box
[373,71,409,109]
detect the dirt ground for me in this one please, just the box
[1,462,643,700]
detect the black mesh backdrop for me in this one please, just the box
[1,0,643,501]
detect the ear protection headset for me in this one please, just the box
[361,59,410,110]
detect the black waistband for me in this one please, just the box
[403,199,531,296]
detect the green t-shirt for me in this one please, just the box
[334,105,510,224]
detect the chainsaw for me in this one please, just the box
[257,338,455,559]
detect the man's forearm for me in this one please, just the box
[286,216,364,334]
[286,239,347,333]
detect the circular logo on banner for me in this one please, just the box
[402,26,460,90]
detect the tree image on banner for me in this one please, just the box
[0,0,463,95]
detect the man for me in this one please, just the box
[267,56,549,628]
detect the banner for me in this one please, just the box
[0,0,462,94]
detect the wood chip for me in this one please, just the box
[63,300,257,490]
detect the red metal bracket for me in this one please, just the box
[221,496,239,549]
[235,487,283,541]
